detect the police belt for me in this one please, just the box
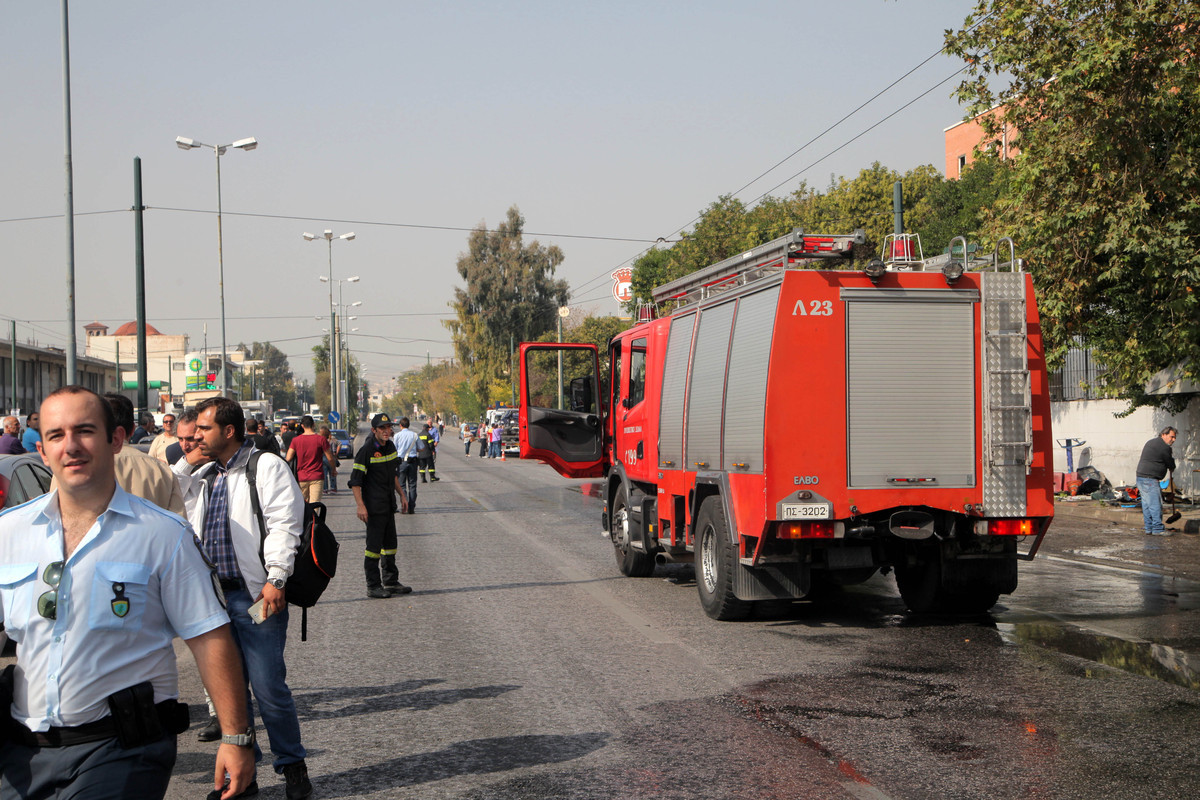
[10,700,185,748]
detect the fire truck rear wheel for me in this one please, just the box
[696,496,751,621]
[612,485,655,578]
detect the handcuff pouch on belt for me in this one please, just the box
[106,681,189,748]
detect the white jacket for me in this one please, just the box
[173,444,302,596]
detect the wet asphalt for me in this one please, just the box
[24,439,1200,799]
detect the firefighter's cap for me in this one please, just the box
[370,413,393,428]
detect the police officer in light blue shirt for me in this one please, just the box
[391,416,420,514]
[0,386,254,800]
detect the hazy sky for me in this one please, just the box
[2,0,983,388]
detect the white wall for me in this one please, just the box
[1050,399,1199,496]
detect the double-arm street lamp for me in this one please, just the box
[304,230,355,417]
[176,135,257,394]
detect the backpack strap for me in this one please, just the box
[245,449,269,565]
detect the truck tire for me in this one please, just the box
[696,496,751,621]
[612,485,654,578]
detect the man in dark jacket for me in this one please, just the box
[1136,426,1178,536]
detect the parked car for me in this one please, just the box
[0,452,53,509]
[331,429,353,459]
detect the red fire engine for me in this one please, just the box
[518,230,1054,618]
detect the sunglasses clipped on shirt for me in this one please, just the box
[38,561,63,620]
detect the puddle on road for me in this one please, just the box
[998,621,1200,690]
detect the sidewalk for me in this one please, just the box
[1044,495,1200,582]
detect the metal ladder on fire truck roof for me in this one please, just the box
[651,228,866,307]
[978,237,1033,517]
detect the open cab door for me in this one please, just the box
[518,342,606,478]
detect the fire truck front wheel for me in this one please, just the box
[696,497,752,621]
[612,484,655,578]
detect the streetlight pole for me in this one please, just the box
[305,230,354,418]
[177,135,257,395]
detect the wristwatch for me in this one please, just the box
[268,577,286,590]
[221,727,255,747]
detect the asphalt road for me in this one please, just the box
[148,442,1199,799]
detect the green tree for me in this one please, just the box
[908,155,1010,257]
[445,205,571,401]
[237,341,296,411]
[946,0,1200,404]
[630,164,944,306]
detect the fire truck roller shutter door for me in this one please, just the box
[687,302,736,471]
[842,289,978,488]
[658,314,695,470]
[722,286,781,473]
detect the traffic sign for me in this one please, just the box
[327,410,341,424]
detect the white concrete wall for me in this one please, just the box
[1050,399,1199,496]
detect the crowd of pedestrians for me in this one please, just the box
[0,393,483,798]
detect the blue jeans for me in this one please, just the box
[323,461,335,491]
[225,587,306,772]
[1136,476,1164,534]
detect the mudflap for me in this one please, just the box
[945,550,1019,595]
[735,562,810,601]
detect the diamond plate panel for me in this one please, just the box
[982,271,1030,517]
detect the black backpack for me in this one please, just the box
[246,451,340,640]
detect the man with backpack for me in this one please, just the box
[191,397,313,800]
[349,414,412,598]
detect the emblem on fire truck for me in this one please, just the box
[611,267,633,304]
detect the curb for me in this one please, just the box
[1053,498,1200,534]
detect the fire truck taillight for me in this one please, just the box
[988,519,1034,537]
[779,521,835,539]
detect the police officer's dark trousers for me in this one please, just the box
[364,513,399,589]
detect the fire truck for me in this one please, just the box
[518,230,1054,618]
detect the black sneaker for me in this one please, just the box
[430,476,441,482]
[205,780,258,800]
[196,715,222,742]
[367,586,391,599]
[384,583,412,595]
[283,761,313,800]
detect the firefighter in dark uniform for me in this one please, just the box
[418,422,439,482]
[348,413,413,598]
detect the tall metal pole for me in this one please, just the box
[61,0,77,383]
[557,314,563,410]
[327,239,337,419]
[9,321,16,412]
[215,147,229,395]
[134,158,148,417]
[893,180,904,236]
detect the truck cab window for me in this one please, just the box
[628,338,647,407]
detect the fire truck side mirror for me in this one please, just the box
[569,376,594,413]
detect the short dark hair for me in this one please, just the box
[301,415,315,429]
[177,408,199,426]
[43,386,117,442]
[104,393,136,437]
[246,418,260,432]
[400,417,410,428]
[195,397,245,442]
[1160,426,1178,437]
[138,412,155,427]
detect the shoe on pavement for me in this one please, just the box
[196,715,222,742]
[430,476,440,482]
[1147,531,1175,536]
[205,780,258,800]
[367,586,391,598]
[407,508,415,514]
[384,582,413,595]
[283,761,313,800]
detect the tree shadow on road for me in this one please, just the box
[313,732,610,798]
